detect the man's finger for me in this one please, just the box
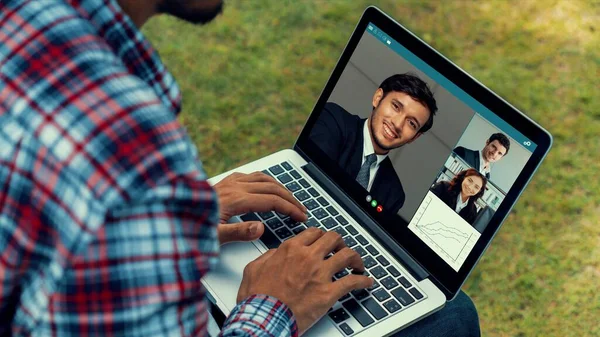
[238,171,281,184]
[291,227,325,246]
[330,274,374,302]
[310,231,346,257]
[217,221,265,245]
[241,194,307,222]
[242,180,308,214]
[325,248,365,275]
[236,172,310,217]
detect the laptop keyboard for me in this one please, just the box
[239,161,426,336]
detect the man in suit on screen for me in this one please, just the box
[310,73,438,214]
[453,133,511,179]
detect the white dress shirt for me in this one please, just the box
[455,193,469,214]
[362,120,388,191]
[478,150,491,177]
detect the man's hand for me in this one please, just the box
[237,227,373,334]
[213,172,308,245]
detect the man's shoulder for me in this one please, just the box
[1,1,117,84]
[4,1,97,38]
[453,146,477,156]
[323,102,363,125]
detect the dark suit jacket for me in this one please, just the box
[453,146,490,179]
[430,181,479,225]
[309,102,405,214]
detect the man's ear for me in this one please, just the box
[372,88,384,109]
[407,132,423,144]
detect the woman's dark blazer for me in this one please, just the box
[430,181,479,225]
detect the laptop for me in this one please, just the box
[202,6,552,336]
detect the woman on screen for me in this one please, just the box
[431,168,487,225]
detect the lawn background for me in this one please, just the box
[142,1,599,336]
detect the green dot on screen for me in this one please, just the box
[371,200,377,207]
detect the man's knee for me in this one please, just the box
[391,291,480,337]
[447,291,480,337]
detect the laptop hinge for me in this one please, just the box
[301,161,429,281]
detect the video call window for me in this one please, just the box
[308,23,536,271]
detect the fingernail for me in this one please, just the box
[249,223,258,235]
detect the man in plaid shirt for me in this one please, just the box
[0,0,376,336]
[0,0,481,336]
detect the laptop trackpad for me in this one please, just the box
[204,240,340,336]
[204,241,263,312]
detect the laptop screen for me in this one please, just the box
[299,20,541,275]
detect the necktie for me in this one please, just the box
[356,153,377,189]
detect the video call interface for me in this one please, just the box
[309,23,537,271]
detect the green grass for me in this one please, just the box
[142,1,599,336]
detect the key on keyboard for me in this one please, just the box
[277,173,293,184]
[269,165,284,175]
[398,276,412,288]
[380,276,399,290]
[331,226,348,237]
[321,217,337,229]
[259,228,281,249]
[354,246,367,257]
[265,218,284,230]
[294,190,310,201]
[316,196,329,206]
[363,256,377,269]
[336,215,349,225]
[298,178,310,188]
[257,211,275,220]
[391,288,415,306]
[383,299,402,313]
[343,299,374,327]
[328,308,350,324]
[361,297,388,320]
[351,289,370,301]
[285,181,301,192]
[307,187,319,197]
[372,289,391,302]
[289,170,301,179]
[292,226,306,235]
[312,208,328,219]
[303,199,319,210]
[306,218,320,228]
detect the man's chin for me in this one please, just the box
[158,1,224,25]
[373,138,396,153]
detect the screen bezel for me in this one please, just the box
[295,6,552,298]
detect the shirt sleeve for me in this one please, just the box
[220,295,298,337]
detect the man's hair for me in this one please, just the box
[448,168,488,204]
[378,73,438,133]
[487,133,511,155]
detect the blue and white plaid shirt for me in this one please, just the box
[0,0,296,336]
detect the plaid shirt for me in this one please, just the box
[0,1,297,336]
